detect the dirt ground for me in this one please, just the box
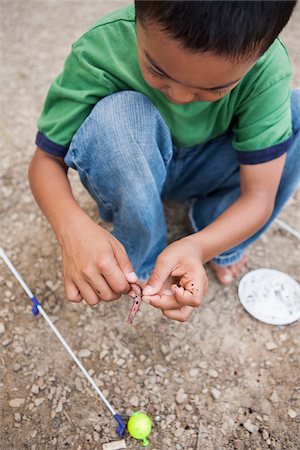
[0,1,300,449]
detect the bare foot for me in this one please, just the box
[209,254,248,285]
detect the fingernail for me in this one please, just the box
[127,272,138,283]
[223,274,233,283]
[142,297,151,304]
[162,288,172,296]
[143,285,154,295]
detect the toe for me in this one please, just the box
[214,267,233,285]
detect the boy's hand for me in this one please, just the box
[142,237,208,322]
[60,213,138,306]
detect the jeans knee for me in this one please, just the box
[291,89,300,132]
[90,90,160,135]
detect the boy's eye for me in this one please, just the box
[208,87,229,96]
[146,65,165,78]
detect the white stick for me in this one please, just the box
[0,247,116,416]
[0,248,34,298]
[274,218,300,240]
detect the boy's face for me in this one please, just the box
[137,20,258,104]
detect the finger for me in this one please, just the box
[172,283,203,308]
[143,256,173,296]
[83,264,121,301]
[65,279,83,303]
[162,305,194,322]
[77,280,103,306]
[114,246,138,284]
[100,261,131,295]
[150,294,181,310]
[91,275,121,302]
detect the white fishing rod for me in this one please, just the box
[0,247,126,438]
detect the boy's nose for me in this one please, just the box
[166,85,195,104]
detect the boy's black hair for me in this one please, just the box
[135,1,297,61]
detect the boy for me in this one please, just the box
[29,1,300,322]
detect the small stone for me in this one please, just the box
[31,385,39,395]
[0,322,6,334]
[208,369,219,378]
[34,398,45,407]
[176,388,187,404]
[161,345,168,355]
[288,409,297,419]
[174,427,184,438]
[78,349,91,358]
[211,388,221,400]
[233,440,244,450]
[100,349,109,359]
[199,361,208,369]
[116,358,125,366]
[265,342,278,350]
[129,395,139,407]
[2,338,11,347]
[51,416,62,428]
[102,440,127,450]
[243,419,259,433]
[13,363,22,372]
[270,390,279,403]
[92,431,100,442]
[189,368,199,377]
[14,412,21,422]
[14,346,23,353]
[9,398,25,408]
[262,429,269,440]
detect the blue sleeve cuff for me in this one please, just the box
[235,133,294,165]
[35,131,69,158]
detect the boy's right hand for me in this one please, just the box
[59,213,138,306]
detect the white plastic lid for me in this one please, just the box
[238,269,300,325]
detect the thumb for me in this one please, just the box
[143,257,172,296]
[114,248,138,284]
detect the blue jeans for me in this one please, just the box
[65,90,300,279]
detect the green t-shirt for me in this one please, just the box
[36,5,293,164]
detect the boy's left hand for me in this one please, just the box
[142,236,208,322]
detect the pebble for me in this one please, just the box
[78,349,91,358]
[100,349,109,359]
[211,388,221,400]
[265,341,278,350]
[287,408,297,419]
[189,368,199,377]
[34,398,44,407]
[270,390,279,403]
[92,431,99,442]
[176,388,187,404]
[129,395,139,407]
[208,369,219,378]
[233,440,244,450]
[9,398,25,408]
[14,346,23,354]
[0,322,6,334]
[174,427,184,438]
[243,419,259,433]
[199,361,208,369]
[262,429,269,440]
[14,412,21,422]
[102,440,127,450]
[31,384,39,395]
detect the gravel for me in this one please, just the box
[1,1,300,449]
